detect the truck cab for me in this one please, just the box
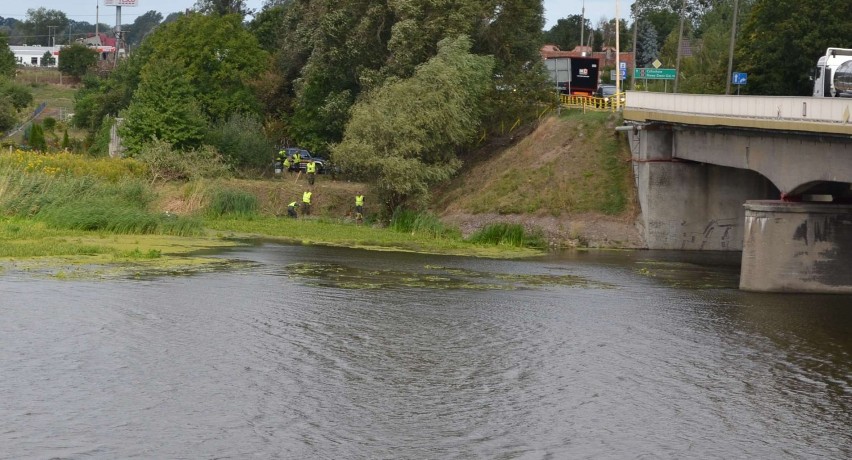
[813,48,852,97]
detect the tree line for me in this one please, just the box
[545,0,850,95]
[3,0,849,213]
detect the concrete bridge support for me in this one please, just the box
[741,201,852,293]
[632,128,777,250]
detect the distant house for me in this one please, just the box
[77,33,119,60]
[9,45,61,67]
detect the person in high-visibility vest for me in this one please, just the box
[275,150,286,175]
[282,156,292,174]
[306,160,317,185]
[302,190,312,215]
[292,151,302,172]
[287,201,299,218]
[354,192,364,222]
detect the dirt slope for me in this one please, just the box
[433,113,644,249]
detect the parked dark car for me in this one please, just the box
[283,147,328,173]
[595,84,625,104]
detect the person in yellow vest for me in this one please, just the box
[287,201,299,218]
[292,151,302,173]
[354,192,364,222]
[282,156,292,175]
[306,160,317,185]
[275,150,286,175]
[302,190,312,215]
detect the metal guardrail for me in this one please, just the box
[559,93,625,112]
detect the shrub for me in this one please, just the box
[204,113,274,169]
[205,187,258,217]
[390,207,460,239]
[0,166,202,236]
[467,223,546,249]
[137,139,231,183]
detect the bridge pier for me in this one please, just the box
[741,201,852,293]
[632,128,776,250]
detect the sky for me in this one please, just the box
[2,1,635,29]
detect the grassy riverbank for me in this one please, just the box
[0,150,544,278]
[0,109,640,278]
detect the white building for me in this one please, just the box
[10,45,62,67]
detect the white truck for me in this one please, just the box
[813,47,852,97]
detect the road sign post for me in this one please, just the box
[732,72,747,95]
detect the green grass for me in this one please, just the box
[467,223,546,249]
[390,208,461,239]
[204,216,542,258]
[0,164,202,236]
[205,187,259,218]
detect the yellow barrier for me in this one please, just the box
[558,93,624,112]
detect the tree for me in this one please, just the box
[0,79,34,111]
[331,36,495,213]
[41,51,55,67]
[124,11,163,48]
[194,0,249,16]
[57,43,98,78]
[737,0,851,95]
[138,13,268,121]
[543,15,589,51]
[28,123,47,151]
[119,59,208,154]
[636,20,660,67]
[0,32,15,77]
[21,8,68,46]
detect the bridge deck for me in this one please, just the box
[623,92,852,136]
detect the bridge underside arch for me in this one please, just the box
[787,180,852,202]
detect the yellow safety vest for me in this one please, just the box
[355,195,364,206]
[293,153,301,164]
[288,201,298,208]
[283,157,292,167]
[307,161,316,174]
[302,191,312,204]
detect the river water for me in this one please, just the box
[1,244,850,459]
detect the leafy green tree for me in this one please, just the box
[58,43,98,78]
[119,60,207,154]
[21,8,68,46]
[543,15,588,51]
[0,99,16,133]
[737,0,851,95]
[61,128,70,150]
[138,13,268,121]
[0,33,15,77]
[332,36,495,213]
[204,113,274,168]
[195,0,249,16]
[124,11,163,49]
[0,79,34,111]
[41,51,55,67]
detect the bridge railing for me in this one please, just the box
[559,93,625,112]
[625,92,851,124]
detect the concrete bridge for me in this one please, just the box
[621,92,852,293]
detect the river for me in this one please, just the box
[1,244,850,458]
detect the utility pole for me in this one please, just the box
[632,13,638,90]
[580,0,585,53]
[725,0,740,95]
[615,0,620,96]
[47,25,57,47]
[674,0,687,93]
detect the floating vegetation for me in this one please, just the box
[285,263,612,291]
[635,261,739,289]
[5,257,258,281]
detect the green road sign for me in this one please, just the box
[634,68,677,80]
